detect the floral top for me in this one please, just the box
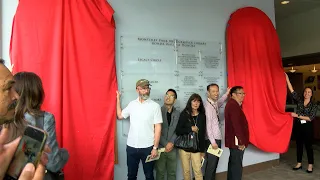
[292,91,318,121]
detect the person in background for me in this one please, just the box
[285,73,318,173]
[116,79,162,180]
[175,93,206,180]
[224,86,249,180]
[155,89,180,180]
[204,84,230,180]
[14,72,69,176]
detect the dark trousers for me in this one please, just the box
[295,122,314,164]
[126,145,154,180]
[204,140,221,180]
[227,148,244,180]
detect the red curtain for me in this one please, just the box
[226,7,293,153]
[10,0,117,179]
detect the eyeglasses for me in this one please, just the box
[165,94,175,99]
[236,92,246,96]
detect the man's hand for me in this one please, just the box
[116,91,121,100]
[18,163,45,180]
[238,145,245,151]
[0,127,50,180]
[226,87,231,95]
[150,149,158,159]
[165,142,174,152]
[211,143,219,150]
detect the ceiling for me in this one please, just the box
[275,0,320,20]
[284,63,320,73]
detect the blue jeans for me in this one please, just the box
[126,145,154,180]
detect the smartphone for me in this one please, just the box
[4,125,47,180]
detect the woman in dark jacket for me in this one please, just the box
[175,93,206,180]
[286,73,318,173]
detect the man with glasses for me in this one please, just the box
[116,79,162,180]
[155,89,180,180]
[224,86,249,180]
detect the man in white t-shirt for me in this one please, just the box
[116,79,162,180]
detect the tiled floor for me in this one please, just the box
[243,143,320,180]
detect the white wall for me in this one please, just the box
[1,0,279,180]
[0,0,18,67]
[276,7,320,57]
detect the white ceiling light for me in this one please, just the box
[281,1,290,5]
[289,66,296,73]
[310,65,318,73]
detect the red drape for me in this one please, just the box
[10,0,117,179]
[226,7,293,153]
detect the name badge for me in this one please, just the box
[300,120,307,124]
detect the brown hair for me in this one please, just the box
[14,72,45,120]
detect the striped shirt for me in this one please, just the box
[205,93,228,144]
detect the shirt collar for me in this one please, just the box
[135,97,150,104]
[207,98,217,105]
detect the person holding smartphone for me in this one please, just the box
[0,58,48,180]
[13,72,69,177]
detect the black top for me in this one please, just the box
[175,110,206,152]
[292,91,318,121]
[167,111,172,125]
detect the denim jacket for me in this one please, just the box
[25,112,69,172]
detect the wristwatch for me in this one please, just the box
[153,146,158,150]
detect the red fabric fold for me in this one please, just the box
[10,0,116,179]
[226,7,293,153]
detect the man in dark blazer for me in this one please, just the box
[224,86,249,180]
[155,89,180,180]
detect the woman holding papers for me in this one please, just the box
[175,93,206,180]
[286,73,318,173]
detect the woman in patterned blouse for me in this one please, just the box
[285,73,318,173]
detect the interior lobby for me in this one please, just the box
[1,0,320,180]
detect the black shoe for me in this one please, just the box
[292,166,302,170]
[306,169,313,173]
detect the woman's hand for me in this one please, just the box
[291,113,298,118]
[191,126,198,133]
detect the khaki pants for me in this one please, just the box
[179,149,203,180]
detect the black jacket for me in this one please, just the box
[175,110,206,152]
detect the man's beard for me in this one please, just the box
[140,93,150,100]
[0,100,17,125]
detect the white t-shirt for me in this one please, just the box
[122,98,163,148]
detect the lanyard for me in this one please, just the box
[207,100,220,121]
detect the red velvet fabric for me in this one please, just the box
[10,0,117,179]
[226,7,293,153]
